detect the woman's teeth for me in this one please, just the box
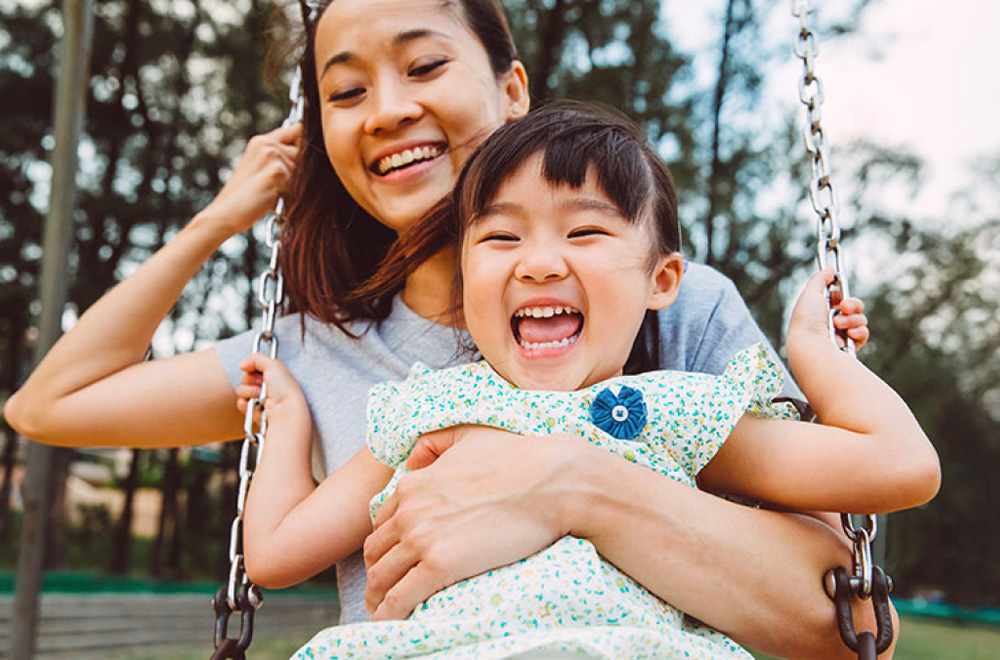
[514,306,579,319]
[377,145,441,175]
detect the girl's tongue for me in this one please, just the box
[516,314,582,344]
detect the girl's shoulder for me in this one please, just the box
[606,344,798,420]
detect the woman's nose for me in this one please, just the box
[363,78,422,135]
[515,245,569,283]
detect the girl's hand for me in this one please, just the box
[362,427,578,620]
[236,353,307,420]
[788,267,869,352]
[198,123,302,236]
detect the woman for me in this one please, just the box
[5,0,890,657]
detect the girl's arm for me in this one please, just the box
[698,269,941,513]
[239,354,393,589]
[3,124,301,448]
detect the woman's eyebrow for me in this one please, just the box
[321,29,453,77]
[393,28,452,47]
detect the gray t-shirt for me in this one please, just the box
[213,262,801,624]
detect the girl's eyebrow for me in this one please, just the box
[320,29,452,77]
[474,201,522,222]
[474,197,624,223]
[561,197,623,216]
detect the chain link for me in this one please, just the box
[793,0,878,599]
[221,54,310,617]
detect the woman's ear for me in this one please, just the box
[647,254,683,310]
[503,60,530,120]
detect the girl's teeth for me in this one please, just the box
[519,335,576,351]
[514,306,578,318]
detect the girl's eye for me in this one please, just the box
[329,87,364,103]
[409,58,448,78]
[569,227,610,238]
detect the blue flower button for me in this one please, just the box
[590,385,647,440]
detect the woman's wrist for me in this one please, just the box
[544,435,620,541]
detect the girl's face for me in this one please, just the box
[314,0,528,233]
[461,154,683,392]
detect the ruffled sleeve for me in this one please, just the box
[638,343,799,480]
[365,361,505,468]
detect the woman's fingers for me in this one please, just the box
[370,562,448,621]
[405,427,463,470]
[363,537,420,615]
[199,123,303,235]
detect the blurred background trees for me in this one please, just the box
[1,0,997,608]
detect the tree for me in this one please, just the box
[0,0,287,571]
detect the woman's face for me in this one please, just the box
[313,0,528,232]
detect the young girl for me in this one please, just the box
[238,102,939,659]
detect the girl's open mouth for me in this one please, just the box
[511,305,584,352]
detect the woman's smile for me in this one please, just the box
[371,142,446,177]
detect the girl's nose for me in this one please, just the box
[515,246,569,283]
[363,79,422,135]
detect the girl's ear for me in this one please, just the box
[502,60,530,120]
[647,254,683,310]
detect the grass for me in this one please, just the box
[105,615,1000,659]
[748,616,1000,660]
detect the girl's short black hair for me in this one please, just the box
[453,100,680,262]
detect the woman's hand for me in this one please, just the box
[362,426,580,620]
[198,122,302,236]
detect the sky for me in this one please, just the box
[662,0,1000,221]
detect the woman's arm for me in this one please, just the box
[363,428,893,659]
[239,353,393,589]
[4,124,301,448]
[699,269,940,513]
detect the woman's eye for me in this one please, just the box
[480,233,519,243]
[409,58,448,78]
[329,87,364,103]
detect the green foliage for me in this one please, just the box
[503,0,699,205]
[860,219,1000,607]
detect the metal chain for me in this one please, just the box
[792,0,878,601]
[212,18,314,653]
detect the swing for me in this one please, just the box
[209,2,894,658]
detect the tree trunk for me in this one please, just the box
[704,0,739,267]
[531,0,569,102]
[0,429,18,543]
[43,448,74,569]
[150,448,180,578]
[0,295,26,542]
[110,449,141,574]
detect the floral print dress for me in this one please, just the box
[294,344,798,660]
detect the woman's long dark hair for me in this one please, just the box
[278,0,519,335]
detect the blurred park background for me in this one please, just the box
[0,0,998,657]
